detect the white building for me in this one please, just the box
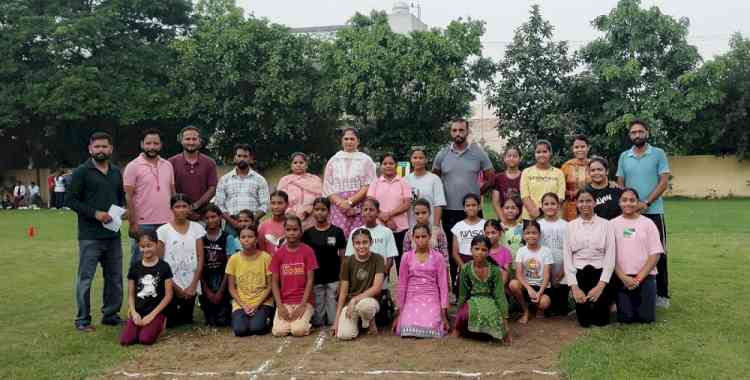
[290,2,427,38]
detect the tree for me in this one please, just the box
[679,34,750,158]
[170,0,336,167]
[319,11,493,159]
[575,0,702,158]
[486,5,577,165]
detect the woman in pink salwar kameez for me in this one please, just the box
[278,153,323,230]
[394,225,450,338]
[322,128,376,237]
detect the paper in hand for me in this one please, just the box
[103,205,126,232]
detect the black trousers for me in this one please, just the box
[573,266,613,327]
[199,293,231,327]
[643,214,669,298]
[165,296,196,327]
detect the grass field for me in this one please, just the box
[0,199,748,379]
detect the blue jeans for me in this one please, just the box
[76,238,123,327]
[129,224,163,269]
[616,275,657,324]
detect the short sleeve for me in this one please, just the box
[207,160,219,187]
[374,255,386,274]
[123,162,137,187]
[615,152,626,178]
[156,225,168,244]
[515,249,525,263]
[400,180,411,199]
[542,249,555,265]
[226,237,241,256]
[450,222,461,237]
[657,149,671,175]
[431,175,447,207]
[520,169,530,199]
[344,231,355,256]
[384,229,399,258]
[225,256,236,275]
[336,228,347,250]
[161,262,174,279]
[166,161,175,188]
[555,169,566,200]
[127,265,137,280]
[305,246,319,271]
[191,222,206,240]
[478,147,493,171]
[366,181,376,198]
[339,257,351,282]
[432,149,445,172]
[269,252,281,274]
[645,219,665,256]
[264,254,273,276]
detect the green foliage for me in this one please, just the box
[486,5,577,166]
[170,0,337,164]
[320,11,493,159]
[575,0,702,157]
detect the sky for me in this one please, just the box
[236,0,750,60]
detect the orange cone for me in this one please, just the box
[28,225,35,238]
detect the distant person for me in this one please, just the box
[215,144,269,233]
[585,157,623,220]
[12,180,26,209]
[157,194,205,327]
[560,135,591,221]
[120,231,173,346]
[29,182,41,207]
[616,119,671,309]
[124,128,175,267]
[226,225,275,337]
[520,140,565,221]
[393,224,450,338]
[322,128,377,237]
[168,126,218,221]
[491,146,522,222]
[270,216,318,337]
[53,172,67,209]
[612,188,663,324]
[47,173,56,208]
[277,152,323,230]
[452,235,510,343]
[66,132,126,332]
[433,119,494,287]
[332,228,385,340]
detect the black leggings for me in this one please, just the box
[573,266,613,327]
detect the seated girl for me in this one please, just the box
[333,228,386,340]
[452,235,511,343]
[393,224,449,338]
[509,221,554,324]
[120,231,173,346]
[226,226,274,336]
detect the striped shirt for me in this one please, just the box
[215,168,269,216]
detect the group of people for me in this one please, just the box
[1,170,70,209]
[66,118,671,347]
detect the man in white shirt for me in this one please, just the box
[12,181,26,208]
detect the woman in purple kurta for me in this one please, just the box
[394,225,449,338]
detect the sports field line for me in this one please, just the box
[112,368,559,378]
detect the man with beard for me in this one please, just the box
[215,144,269,232]
[124,128,175,267]
[168,126,218,221]
[66,132,126,332]
[432,118,494,294]
[616,119,672,309]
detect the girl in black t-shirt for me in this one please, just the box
[200,204,234,326]
[120,231,174,346]
[585,157,623,220]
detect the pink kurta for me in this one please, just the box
[396,249,449,338]
[322,151,377,237]
[278,173,323,230]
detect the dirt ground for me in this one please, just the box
[107,315,581,380]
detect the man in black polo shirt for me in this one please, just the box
[66,132,126,332]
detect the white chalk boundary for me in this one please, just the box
[113,328,558,379]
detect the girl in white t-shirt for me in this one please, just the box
[538,192,570,316]
[157,194,206,327]
[509,221,553,323]
[450,193,486,270]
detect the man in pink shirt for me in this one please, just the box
[124,128,175,268]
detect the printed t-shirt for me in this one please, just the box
[493,172,521,206]
[611,215,663,275]
[519,166,565,220]
[225,251,273,310]
[202,231,231,292]
[450,219,487,256]
[538,218,568,283]
[339,254,385,302]
[258,218,285,255]
[586,184,624,220]
[128,259,173,316]
[303,225,347,285]
[344,224,399,258]
[515,246,554,287]
[405,172,447,227]
[270,244,319,304]
[157,222,206,291]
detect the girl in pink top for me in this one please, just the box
[612,188,663,324]
[483,219,512,286]
[277,153,323,231]
[367,153,412,271]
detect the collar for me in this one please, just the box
[378,175,400,184]
[180,152,204,166]
[230,168,258,179]
[449,142,470,155]
[136,153,166,166]
[627,144,653,158]
[84,158,114,172]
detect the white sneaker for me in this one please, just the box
[656,297,671,309]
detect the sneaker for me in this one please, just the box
[656,297,671,309]
[76,324,96,333]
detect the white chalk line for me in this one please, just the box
[249,337,290,380]
[113,368,558,378]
